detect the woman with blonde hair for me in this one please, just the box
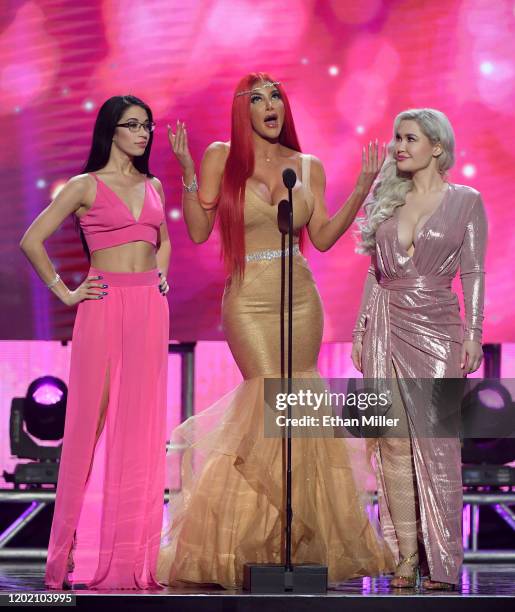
[352,108,487,590]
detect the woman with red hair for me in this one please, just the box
[158,73,391,587]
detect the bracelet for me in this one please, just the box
[182,174,198,193]
[46,273,61,289]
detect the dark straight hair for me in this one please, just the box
[77,95,155,259]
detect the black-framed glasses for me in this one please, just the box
[116,120,156,133]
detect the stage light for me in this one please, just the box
[461,379,515,471]
[328,65,339,76]
[169,208,181,221]
[462,379,513,439]
[3,376,67,487]
[480,61,494,75]
[36,179,46,189]
[33,383,63,404]
[462,164,476,178]
[24,376,67,441]
[83,99,95,112]
[478,387,505,410]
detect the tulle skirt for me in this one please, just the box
[157,376,393,587]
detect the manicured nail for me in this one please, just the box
[102,292,108,295]
[102,284,108,288]
[98,276,103,279]
[98,296,103,300]
[158,272,162,276]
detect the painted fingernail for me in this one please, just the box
[102,284,108,288]
[99,276,103,279]
[98,296,103,299]
[102,292,108,295]
[158,272,162,276]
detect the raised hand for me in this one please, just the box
[356,139,387,194]
[168,120,194,172]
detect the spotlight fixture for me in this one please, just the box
[461,379,515,487]
[3,376,67,487]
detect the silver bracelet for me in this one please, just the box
[182,174,198,193]
[46,273,61,289]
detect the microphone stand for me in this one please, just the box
[277,197,293,573]
[243,168,327,593]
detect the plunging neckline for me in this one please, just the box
[396,184,451,261]
[245,184,304,207]
[245,155,306,207]
[94,174,148,223]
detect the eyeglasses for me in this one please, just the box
[116,120,156,133]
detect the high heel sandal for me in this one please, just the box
[390,551,419,588]
[422,578,456,591]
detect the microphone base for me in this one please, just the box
[243,563,328,593]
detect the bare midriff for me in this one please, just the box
[90,241,157,272]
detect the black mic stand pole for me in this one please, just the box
[243,168,327,593]
[285,184,294,573]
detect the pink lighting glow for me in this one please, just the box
[477,388,506,411]
[32,383,63,406]
[1,0,514,344]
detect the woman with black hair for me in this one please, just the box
[20,95,170,590]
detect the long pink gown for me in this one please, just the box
[45,176,169,589]
[353,183,487,584]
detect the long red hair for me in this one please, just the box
[218,72,303,277]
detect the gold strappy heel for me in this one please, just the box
[390,551,419,588]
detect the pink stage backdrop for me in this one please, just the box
[1,0,514,341]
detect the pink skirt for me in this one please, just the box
[45,268,169,589]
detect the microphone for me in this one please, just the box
[277,200,290,235]
[282,168,297,190]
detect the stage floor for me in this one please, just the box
[0,563,514,611]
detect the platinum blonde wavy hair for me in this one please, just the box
[356,108,455,254]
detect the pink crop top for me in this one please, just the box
[79,174,165,253]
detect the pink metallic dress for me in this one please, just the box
[353,183,487,584]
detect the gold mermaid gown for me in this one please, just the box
[158,155,393,587]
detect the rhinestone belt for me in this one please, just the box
[245,244,301,263]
